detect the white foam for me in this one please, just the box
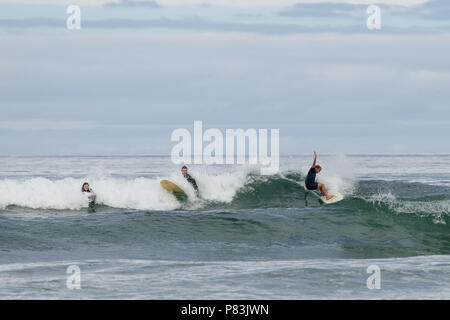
[0,177,90,210]
[367,192,450,224]
[300,153,356,196]
[0,168,251,211]
[188,168,249,203]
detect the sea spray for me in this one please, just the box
[0,177,88,210]
[0,168,252,211]
[299,153,356,196]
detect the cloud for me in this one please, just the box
[419,0,450,20]
[0,17,355,33]
[0,120,98,131]
[104,0,160,8]
[279,0,450,21]
[0,0,430,8]
[0,119,177,131]
[1,1,448,34]
[1,16,446,34]
[279,2,367,18]
[389,119,450,126]
[0,0,111,6]
[0,2,449,155]
[164,0,428,6]
[0,18,62,28]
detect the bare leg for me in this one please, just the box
[318,183,334,200]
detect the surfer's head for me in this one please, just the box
[315,165,322,173]
[181,166,188,176]
[82,182,90,192]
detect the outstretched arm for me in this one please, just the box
[311,152,317,168]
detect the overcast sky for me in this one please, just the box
[0,0,449,155]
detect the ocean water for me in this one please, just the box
[0,155,449,299]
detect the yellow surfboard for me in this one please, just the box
[160,180,186,195]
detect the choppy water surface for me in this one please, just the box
[0,155,449,299]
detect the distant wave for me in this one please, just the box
[363,191,450,224]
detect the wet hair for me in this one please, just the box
[82,182,90,192]
[315,165,322,170]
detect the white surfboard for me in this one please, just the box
[304,183,344,205]
[320,191,344,204]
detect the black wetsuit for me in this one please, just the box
[305,168,318,190]
[183,173,199,194]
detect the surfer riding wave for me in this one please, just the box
[305,152,334,201]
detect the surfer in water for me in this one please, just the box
[305,152,334,200]
[82,182,96,212]
[181,166,199,194]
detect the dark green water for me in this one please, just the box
[0,156,449,299]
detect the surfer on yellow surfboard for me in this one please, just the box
[160,166,200,197]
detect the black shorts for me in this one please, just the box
[306,183,318,190]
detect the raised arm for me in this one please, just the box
[311,151,317,168]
